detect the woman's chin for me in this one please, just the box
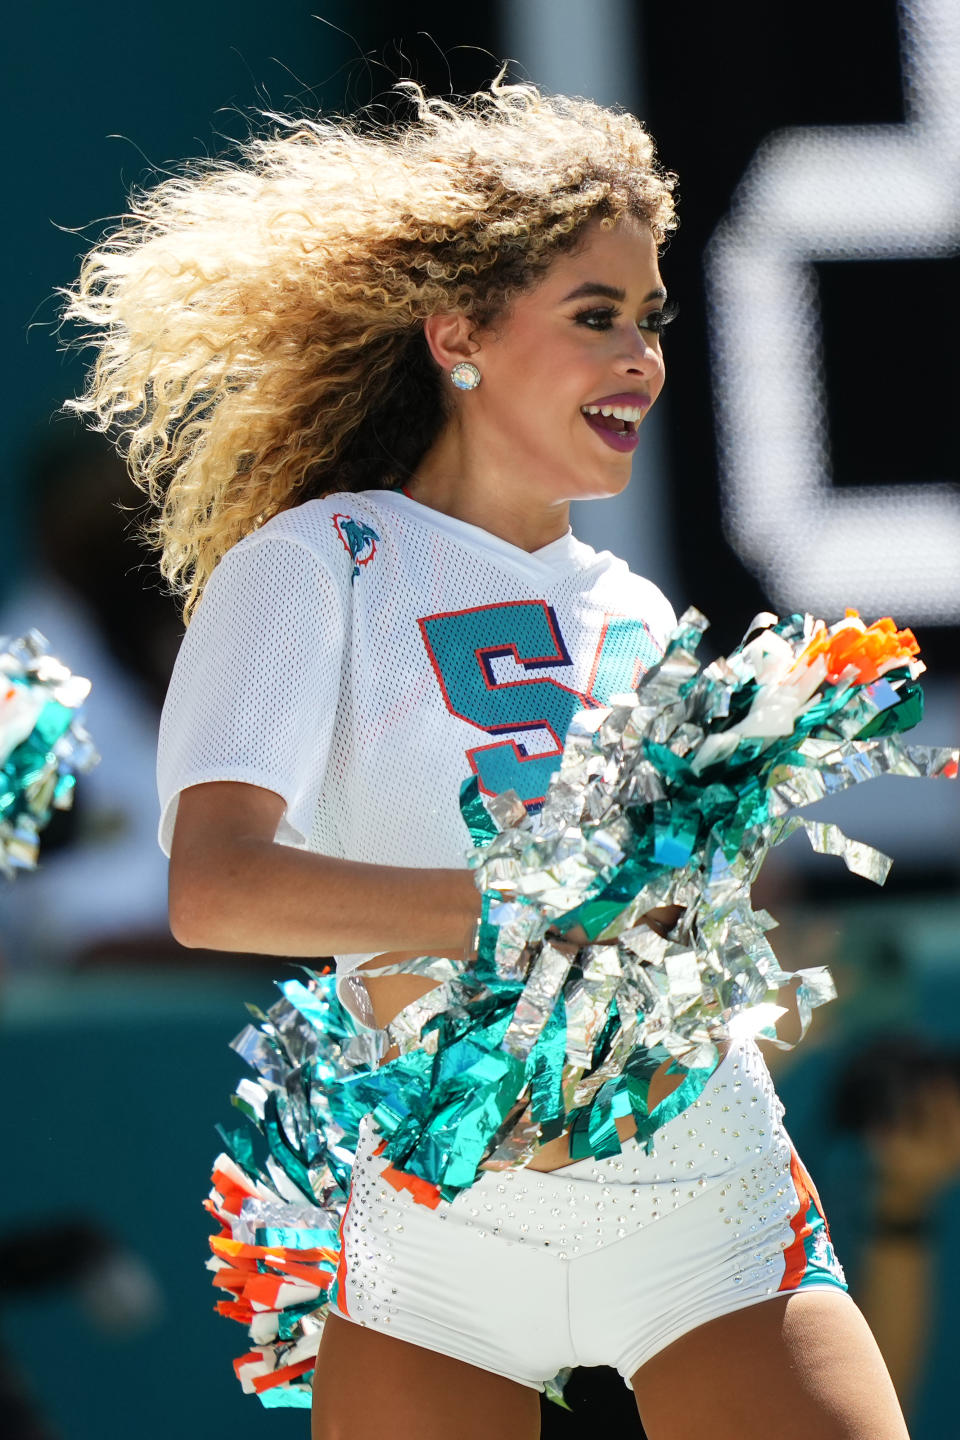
[573,463,634,502]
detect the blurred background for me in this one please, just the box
[0,1,957,1436]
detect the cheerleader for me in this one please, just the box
[65,79,910,1440]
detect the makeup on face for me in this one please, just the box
[413,219,674,545]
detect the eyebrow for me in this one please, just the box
[561,282,668,304]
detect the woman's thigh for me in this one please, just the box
[312,1313,542,1440]
[632,1290,910,1440]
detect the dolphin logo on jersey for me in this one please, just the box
[332,513,380,582]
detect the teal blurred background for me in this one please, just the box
[1,1,357,589]
[0,969,296,1437]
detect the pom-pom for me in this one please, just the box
[211,608,957,1406]
[205,979,382,1407]
[349,610,955,1196]
[0,631,98,876]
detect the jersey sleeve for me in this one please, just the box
[642,582,678,654]
[619,573,677,659]
[157,533,347,855]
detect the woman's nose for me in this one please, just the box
[617,331,662,378]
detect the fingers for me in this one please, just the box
[642,904,685,938]
[549,905,685,949]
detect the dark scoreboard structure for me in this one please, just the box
[645,0,959,668]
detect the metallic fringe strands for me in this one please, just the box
[207,978,380,1407]
[207,607,957,1407]
[0,630,97,875]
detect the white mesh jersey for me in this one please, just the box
[158,489,676,1016]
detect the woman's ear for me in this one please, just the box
[422,312,479,371]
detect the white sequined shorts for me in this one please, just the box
[329,1039,848,1390]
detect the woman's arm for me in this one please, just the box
[168,780,482,957]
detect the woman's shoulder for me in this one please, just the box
[578,544,678,644]
[226,490,393,578]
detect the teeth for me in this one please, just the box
[581,403,646,422]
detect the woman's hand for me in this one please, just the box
[554,904,684,949]
[641,904,685,938]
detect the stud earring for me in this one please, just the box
[450,361,482,391]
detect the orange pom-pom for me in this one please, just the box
[794,613,919,685]
[825,616,919,684]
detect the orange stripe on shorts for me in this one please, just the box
[374,1138,443,1209]
[778,1145,816,1292]
[334,1173,356,1318]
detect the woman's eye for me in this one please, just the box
[574,299,679,336]
[640,299,680,334]
[574,307,616,331]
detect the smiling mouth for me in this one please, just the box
[580,402,646,435]
[580,402,645,452]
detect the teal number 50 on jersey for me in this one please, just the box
[419,600,662,810]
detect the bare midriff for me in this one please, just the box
[358,951,707,1173]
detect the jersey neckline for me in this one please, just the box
[365,488,603,578]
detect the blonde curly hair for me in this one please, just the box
[64,76,677,617]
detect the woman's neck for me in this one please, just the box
[408,426,571,553]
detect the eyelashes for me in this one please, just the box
[574,298,679,334]
[644,298,680,333]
